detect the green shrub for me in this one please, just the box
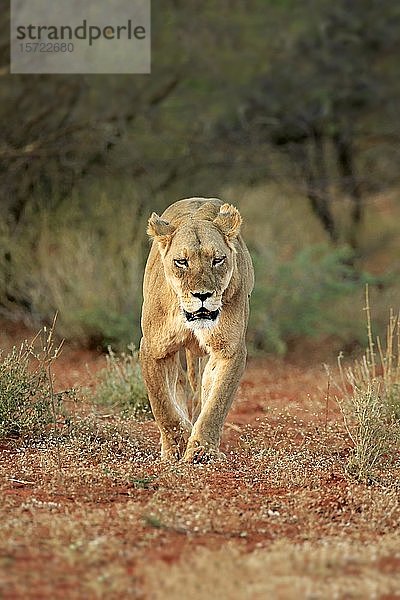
[92,345,151,418]
[249,244,370,354]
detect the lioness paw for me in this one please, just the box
[160,446,181,463]
[183,442,226,464]
[160,428,191,462]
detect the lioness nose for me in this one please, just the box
[191,291,213,303]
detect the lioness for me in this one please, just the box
[140,197,254,463]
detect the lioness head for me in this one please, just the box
[147,203,242,330]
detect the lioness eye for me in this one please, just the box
[174,258,188,268]
[213,256,226,266]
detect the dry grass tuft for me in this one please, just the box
[90,345,151,418]
[335,286,400,481]
[0,318,69,439]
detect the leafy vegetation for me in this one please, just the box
[250,245,371,354]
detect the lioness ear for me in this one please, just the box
[147,213,175,247]
[213,204,242,240]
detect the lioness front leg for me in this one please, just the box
[183,347,246,463]
[140,345,192,461]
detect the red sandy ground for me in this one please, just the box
[1,322,399,598]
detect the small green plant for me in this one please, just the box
[131,475,158,489]
[336,286,400,481]
[92,345,151,418]
[0,321,65,439]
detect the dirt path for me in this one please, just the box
[1,327,400,598]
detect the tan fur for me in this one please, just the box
[140,197,254,463]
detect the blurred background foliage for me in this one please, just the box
[1,0,400,354]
